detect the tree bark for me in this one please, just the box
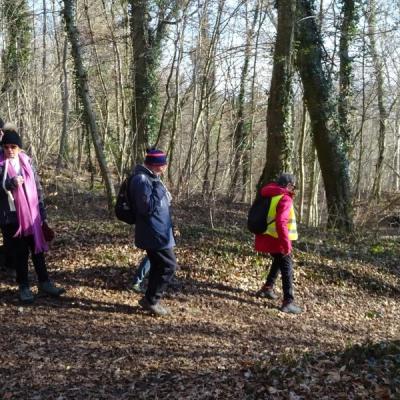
[296,0,353,231]
[338,0,356,154]
[129,0,178,164]
[230,2,260,201]
[258,0,296,188]
[62,0,115,211]
[367,0,387,199]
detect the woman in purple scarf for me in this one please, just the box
[0,126,65,303]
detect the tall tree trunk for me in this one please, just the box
[62,0,115,211]
[179,0,222,195]
[54,0,70,172]
[129,0,179,164]
[298,98,308,223]
[296,0,353,231]
[338,0,357,154]
[84,0,110,141]
[101,0,130,177]
[57,37,70,172]
[355,20,367,200]
[229,2,259,200]
[367,0,387,199]
[258,0,296,188]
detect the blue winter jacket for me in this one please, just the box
[129,165,175,250]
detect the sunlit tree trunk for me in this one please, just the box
[83,0,109,141]
[298,98,308,223]
[56,36,70,172]
[62,0,115,211]
[179,0,222,196]
[52,0,70,172]
[230,1,259,201]
[367,0,387,199]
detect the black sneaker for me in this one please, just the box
[256,284,278,300]
[139,297,170,316]
[38,281,66,297]
[19,285,34,303]
[281,302,302,314]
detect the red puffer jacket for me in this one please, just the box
[254,182,295,255]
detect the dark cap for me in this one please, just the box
[276,173,295,187]
[2,131,22,148]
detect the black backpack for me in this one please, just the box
[115,175,136,225]
[247,194,273,234]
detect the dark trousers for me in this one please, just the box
[265,253,294,303]
[145,248,177,305]
[1,225,49,286]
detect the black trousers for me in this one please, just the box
[145,248,177,305]
[1,224,49,286]
[265,253,294,303]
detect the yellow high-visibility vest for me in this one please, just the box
[264,194,298,240]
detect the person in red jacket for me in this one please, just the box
[255,173,302,314]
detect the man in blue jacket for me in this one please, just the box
[129,148,177,316]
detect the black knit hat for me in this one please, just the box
[276,173,295,187]
[2,131,22,148]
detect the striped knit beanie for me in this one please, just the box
[144,148,168,166]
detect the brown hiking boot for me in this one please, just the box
[256,284,278,300]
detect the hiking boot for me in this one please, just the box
[38,281,66,297]
[131,282,145,293]
[281,302,302,314]
[139,297,170,316]
[168,276,182,291]
[256,284,278,300]
[19,285,34,303]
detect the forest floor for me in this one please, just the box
[0,175,399,399]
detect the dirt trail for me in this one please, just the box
[0,202,399,399]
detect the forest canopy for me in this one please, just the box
[0,0,399,228]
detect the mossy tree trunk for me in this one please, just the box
[258,0,296,189]
[338,0,357,154]
[129,0,179,165]
[296,0,353,231]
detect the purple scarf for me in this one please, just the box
[1,152,48,253]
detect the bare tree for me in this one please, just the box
[62,0,115,211]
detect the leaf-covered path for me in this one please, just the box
[0,198,399,399]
